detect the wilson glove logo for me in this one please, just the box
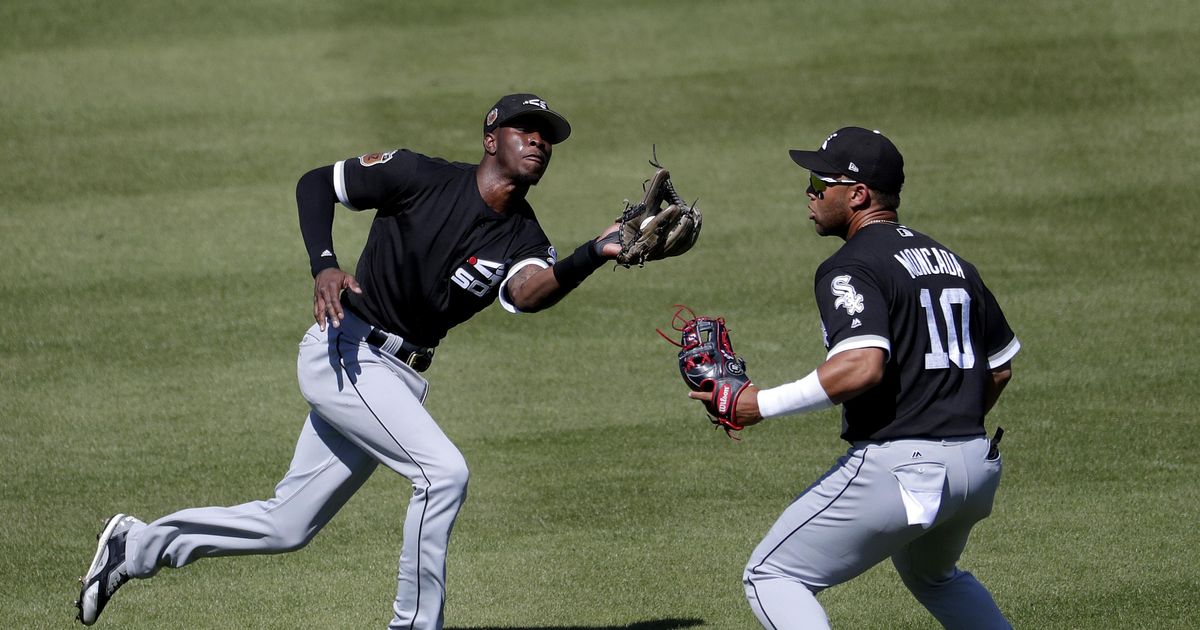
[451,256,506,298]
[831,275,865,316]
[716,383,733,414]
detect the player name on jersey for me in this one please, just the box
[892,247,966,280]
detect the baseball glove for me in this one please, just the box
[613,154,702,267]
[659,305,752,438]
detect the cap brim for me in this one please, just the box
[497,110,572,144]
[788,149,838,174]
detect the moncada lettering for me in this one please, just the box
[892,247,966,279]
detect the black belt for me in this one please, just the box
[365,328,435,372]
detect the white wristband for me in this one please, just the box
[757,370,834,419]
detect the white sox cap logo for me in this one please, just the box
[831,275,865,316]
[523,98,548,109]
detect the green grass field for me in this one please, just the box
[3,1,1198,628]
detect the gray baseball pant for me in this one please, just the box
[744,435,1010,630]
[124,312,467,630]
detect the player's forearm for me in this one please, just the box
[511,238,609,312]
[507,266,569,312]
[756,348,885,419]
[296,165,340,277]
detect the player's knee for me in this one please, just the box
[430,455,470,496]
[894,559,961,593]
[742,563,760,587]
[743,562,823,600]
[439,465,470,496]
[742,562,778,588]
[266,518,318,552]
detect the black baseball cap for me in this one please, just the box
[789,127,905,194]
[483,93,571,144]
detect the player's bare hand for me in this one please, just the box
[595,221,622,258]
[313,268,362,331]
[689,386,764,427]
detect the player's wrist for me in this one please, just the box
[552,238,606,288]
[735,386,765,426]
[593,231,621,259]
[757,370,833,419]
[311,256,341,278]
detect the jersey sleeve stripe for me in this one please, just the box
[827,335,891,360]
[333,160,358,210]
[988,337,1021,369]
[497,258,551,314]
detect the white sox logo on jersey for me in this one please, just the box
[451,256,506,298]
[831,275,865,316]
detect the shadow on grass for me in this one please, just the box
[447,618,705,630]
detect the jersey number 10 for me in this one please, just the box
[919,288,975,370]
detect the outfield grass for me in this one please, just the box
[2,1,1198,628]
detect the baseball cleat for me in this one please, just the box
[76,513,144,625]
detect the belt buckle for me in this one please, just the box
[406,349,433,372]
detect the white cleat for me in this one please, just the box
[76,513,144,625]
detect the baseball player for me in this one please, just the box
[76,94,627,628]
[690,127,1019,629]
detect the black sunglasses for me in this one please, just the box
[808,172,858,196]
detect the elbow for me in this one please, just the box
[506,286,549,314]
[992,362,1013,388]
[516,299,547,314]
[824,348,886,403]
[864,363,886,389]
[296,165,335,199]
[854,348,888,389]
[516,294,559,313]
[854,361,886,392]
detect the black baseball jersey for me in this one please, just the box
[331,149,555,347]
[813,223,1020,442]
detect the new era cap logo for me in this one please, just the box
[848,162,860,173]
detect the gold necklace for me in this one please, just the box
[861,219,897,229]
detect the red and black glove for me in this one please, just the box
[661,306,753,437]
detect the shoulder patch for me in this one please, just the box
[831,274,865,316]
[359,150,397,167]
